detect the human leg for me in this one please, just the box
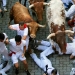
[19,53,31,75]
[1,48,10,68]
[36,40,51,51]
[30,53,43,68]
[22,60,31,75]
[41,46,54,56]
[36,45,49,51]
[65,5,75,18]
[2,0,7,11]
[11,54,19,75]
[24,0,27,6]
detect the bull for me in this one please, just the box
[28,0,50,21]
[46,0,74,54]
[9,2,45,39]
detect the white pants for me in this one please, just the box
[65,5,75,18]
[36,40,51,51]
[11,51,26,64]
[2,0,7,6]
[0,48,9,61]
[36,40,54,56]
[30,53,54,72]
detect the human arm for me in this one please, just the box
[22,46,26,57]
[4,38,9,45]
[67,34,74,41]
[70,54,75,59]
[8,24,19,31]
[22,27,28,40]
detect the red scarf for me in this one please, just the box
[24,24,27,28]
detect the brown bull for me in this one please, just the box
[29,0,50,21]
[9,2,45,38]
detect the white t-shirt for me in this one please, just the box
[11,24,28,37]
[0,33,8,52]
[9,38,26,53]
[66,39,75,55]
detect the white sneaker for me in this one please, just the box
[3,7,7,12]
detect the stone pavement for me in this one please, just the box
[0,0,75,75]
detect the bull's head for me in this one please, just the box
[29,2,50,21]
[47,30,74,53]
[26,22,45,38]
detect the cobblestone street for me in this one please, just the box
[0,0,74,75]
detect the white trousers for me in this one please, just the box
[2,0,7,6]
[30,53,54,72]
[65,5,75,18]
[36,40,54,56]
[0,48,9,61]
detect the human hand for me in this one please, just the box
[22,53,24,57]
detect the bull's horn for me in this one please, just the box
[65,30,74,34]
[29,4,34,8]
[43,2,50,6]
[26,23,30,26]
[38,24,46,27]
[47,33,55,39]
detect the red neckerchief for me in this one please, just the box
[24,24,27,28]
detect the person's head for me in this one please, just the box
[15,35,22,45]
[72,0,75,4]
[19,21,25,30]
[51,69,57,75]
[0,33,5,42]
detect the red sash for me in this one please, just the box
[8,51,16,56]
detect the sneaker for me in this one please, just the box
[26,70,31,75]
[15,68,19,75]
[3,7,7,12]
[2,61,8,69]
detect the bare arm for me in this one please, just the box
[67,34,73,41]
[22,36,27,40]
[70,54,75,59]
[22,46,26,57]
[8,25,17,30]
[4,38,9,45]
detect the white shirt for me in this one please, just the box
[11,24,28,37]
[0,33,8,52]
[66,39,75,56]
[9,38,26,53]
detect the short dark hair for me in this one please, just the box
[0,33,5,40]
[19,21,25,26]
[51,69,57,75]
[15,35,22,42]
